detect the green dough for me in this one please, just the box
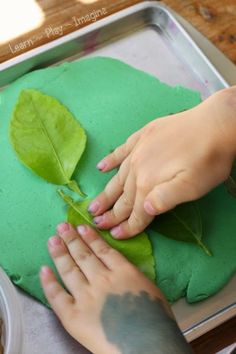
[0,57,235,304]
[149,185,236,302]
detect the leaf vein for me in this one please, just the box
[30,96,68,183]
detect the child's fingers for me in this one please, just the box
[40,266,74,322]
[89,157,130,216]
[57,223,108,283]
[48,235,87,295]
[93,172,136,229]
[97,131,141,172]
[110,192,154,239]
[89,173,124,216]
[144,172,199,215]
[77,225,129,270]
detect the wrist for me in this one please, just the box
[209,86,236,159]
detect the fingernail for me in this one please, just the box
[97,160,107,171]
[111,225,122,239]
[144,201,157,216]
[77,225,87,236]
[93,215,104,224]
[57,222,70,234]
[88,201,100,214]
[49,236,62,247]
[41,266,52,276]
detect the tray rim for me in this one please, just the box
[0,0,235,343]
[0,1,229,90]
[183,298,236,339]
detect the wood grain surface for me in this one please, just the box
[164,0,236,65]
[0,0,235,353]
[191,315,236,354]
[0,0,236,65]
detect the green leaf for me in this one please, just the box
[58,190,156,281]
[225,160,236,197]
[150,202,212,256]
[10,89,86,196]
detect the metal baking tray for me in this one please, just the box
[1,1,235,351]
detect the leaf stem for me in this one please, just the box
[197,240,212,257]
[171,209,212,257]
[67,180,86,197]
[58,189,91,224]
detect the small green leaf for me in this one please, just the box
[10,89,86,195]
[225,160,236,197]
[58,190,156,281]
[150,202,212,256]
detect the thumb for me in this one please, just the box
[144,175,198,216]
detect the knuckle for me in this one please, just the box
[114,144,125,160]
[60,263,77,277]
[106,208,123,226]
[145,121,156,134]
[155,194,169,212]
[116,172,124,188]
[104,175,120,195]
[126,132,138,146]
[121,143,128,155]
[131,210,140,223]
[136,177,149,193]
[97,245,112,256]
[104,210,115,223]
[122,194,133,208]
[110,206,120,220]
[97,193,107,207]
[65,237,78,247]
[75,250,93,262]
[113,147,120,160]
[47,284,60,300]
[130,154,140,168]
[130,211,144,229]
[126,135,134,145]
[119,158,129,176]
[127,219,142,236]
[179,175,200,199]
[91,239,115,257]
[104,182,111,195]
[96,272,111,286]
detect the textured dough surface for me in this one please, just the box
[0,57,235,304]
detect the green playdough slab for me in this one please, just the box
[0,57,236,304]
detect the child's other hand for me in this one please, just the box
[40,223,191,354]
[89,87,236,239]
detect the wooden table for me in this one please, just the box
[1,0,236,65]
[0,1,236,353]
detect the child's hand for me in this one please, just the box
[89,87,236,239]
[40,223,191,354]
